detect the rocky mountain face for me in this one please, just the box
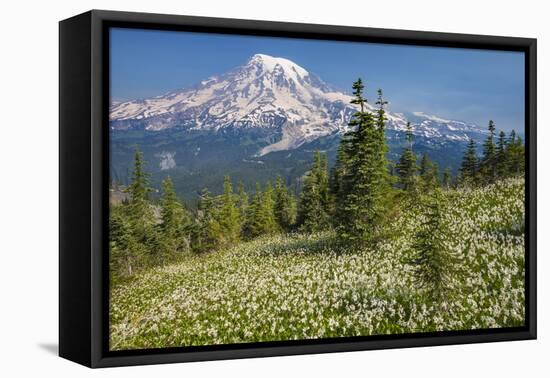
[110,54,486,156]
[109,54,490,201]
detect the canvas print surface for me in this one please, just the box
[108,28,526,351]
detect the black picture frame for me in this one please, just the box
[59,9,537,368]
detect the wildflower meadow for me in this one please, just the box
[110,177,524,350]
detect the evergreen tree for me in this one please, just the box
[236,182,249,224]
[125,147,159,261]
[407,189,459,301]
[506,130,525,176]
[460,138,478,185]
[260,182,279,234]
[109,206,146,279]
[244,183,278,238]
[375,89,393,188]
[480,120,497,182]
[159,176,191,259]
[298,151,331,232]
[274,176,297,231]
[419,153,440,189]
[335,79,392,245]
[318,152,331,215]
[217,176,241,245]
[126,147,154,226]
[331,136,351,217]
[243,183,262,238]
[193,188,222,252]
[496,130,508,177]
[396,122,418,191]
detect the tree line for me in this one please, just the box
[459,121,525,186]
[110,149,302,279]
[110,78,525,283]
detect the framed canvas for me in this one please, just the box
[59,9,537,368]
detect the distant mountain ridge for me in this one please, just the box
[110,53,487,156]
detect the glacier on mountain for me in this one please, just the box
[110,54,486,156]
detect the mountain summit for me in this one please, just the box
[110,54,485,156]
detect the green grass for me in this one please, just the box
[110,177,525,350]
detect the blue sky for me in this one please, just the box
[110,28,525,132]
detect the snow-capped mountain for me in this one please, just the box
[392,111,487,143]
[110,53,486,156]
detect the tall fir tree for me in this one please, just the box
[126,147,154,226]
[334,79,392,245]
[193,187,222,252]
[260,182,279,234]
[318,152,331,216]
[460,138,478,185]
[419,153,440,190]
[396,122,418,191]
[274,176,297,231]
[125,147,159,261]
[244,182,278,238]
[480,120,497,182]
[298,151,331,232]
[109,206,146,279]
[236,181,249,224]
[331,135,351,218]
[375,89,394,191]
[217,176,241,245]
[159,176,192,260]
[506,130,525,176]
[407,189,460,301]
[496,130,508,177]
[243,183,262,238]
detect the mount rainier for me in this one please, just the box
[109,54,488,201]
[110,53,486,156]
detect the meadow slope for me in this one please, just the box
[110,177,525,350]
